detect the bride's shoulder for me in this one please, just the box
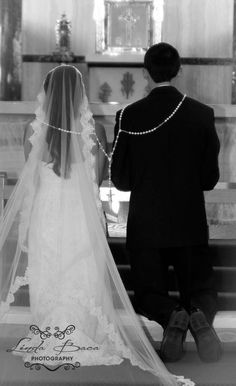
[23,120,34,142]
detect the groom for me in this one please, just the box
[111,42,222,362]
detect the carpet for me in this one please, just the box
[167,350,236,386]
[0,334,174,386]
[1,325,236,386]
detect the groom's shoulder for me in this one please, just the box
[185,95,214,116]
[116,96,147,118]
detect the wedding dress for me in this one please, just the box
[24,161,134,367]
[0,65,194,386]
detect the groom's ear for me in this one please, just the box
[143,68,150,80]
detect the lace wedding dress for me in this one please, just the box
[24,161,132,367]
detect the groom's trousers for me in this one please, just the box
[128,245,218,329]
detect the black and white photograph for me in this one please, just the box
[0,1,236,385]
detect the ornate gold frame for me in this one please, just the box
[93,0,164,55]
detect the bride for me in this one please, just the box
[0,65,193,386]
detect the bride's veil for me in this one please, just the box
[0,65,188,386]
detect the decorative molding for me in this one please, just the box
[22,55,85,63]
[87,58,233,67]
[22,56,232,66]
[1,102,236,118]
[181,58,233,65]
[88,61,144,67]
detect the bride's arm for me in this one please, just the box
[23,121,34,160]
[94,121,108,186]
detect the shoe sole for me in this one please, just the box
[190,311,223,362]
[160,310,189,362]
[160,329,187,362]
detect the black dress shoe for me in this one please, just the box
[160,307,189,362]
[189,308,222,362]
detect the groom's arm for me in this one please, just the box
[111,110,132,191]
[201,108,220,191]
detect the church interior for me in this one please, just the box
[1,0,236,385]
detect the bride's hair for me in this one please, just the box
[43,65,78,178]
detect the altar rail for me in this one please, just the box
[1,101,236,221]
[1,176,236,215]
[0,101,236,117]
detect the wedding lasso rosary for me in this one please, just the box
[106,94,186,202]
[36,94,186,205]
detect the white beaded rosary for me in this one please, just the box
[36,94,186,205]
[107,94,186,201]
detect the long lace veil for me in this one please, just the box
[0,65,190,386]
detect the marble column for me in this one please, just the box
[0,0,22,100]
[232,0,236,103]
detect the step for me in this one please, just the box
[108,237,236,267]
[3,237,236,311]
[117,264,236,292]
[1,307,236,350]
[9,285,236,312]
[108,237,236,311]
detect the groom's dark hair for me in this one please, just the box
[144,42,181,83]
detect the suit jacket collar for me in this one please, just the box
[147,85,183,98]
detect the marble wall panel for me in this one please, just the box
[83,67,147,104]
[163,0,234,58]
[0,115,30,177]
[22,62,88,101]
[216,118,236,182]
[89,64,232,105]
[22,0,94,56]
[173,65,232,105]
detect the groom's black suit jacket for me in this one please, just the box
[111,86,220,249]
